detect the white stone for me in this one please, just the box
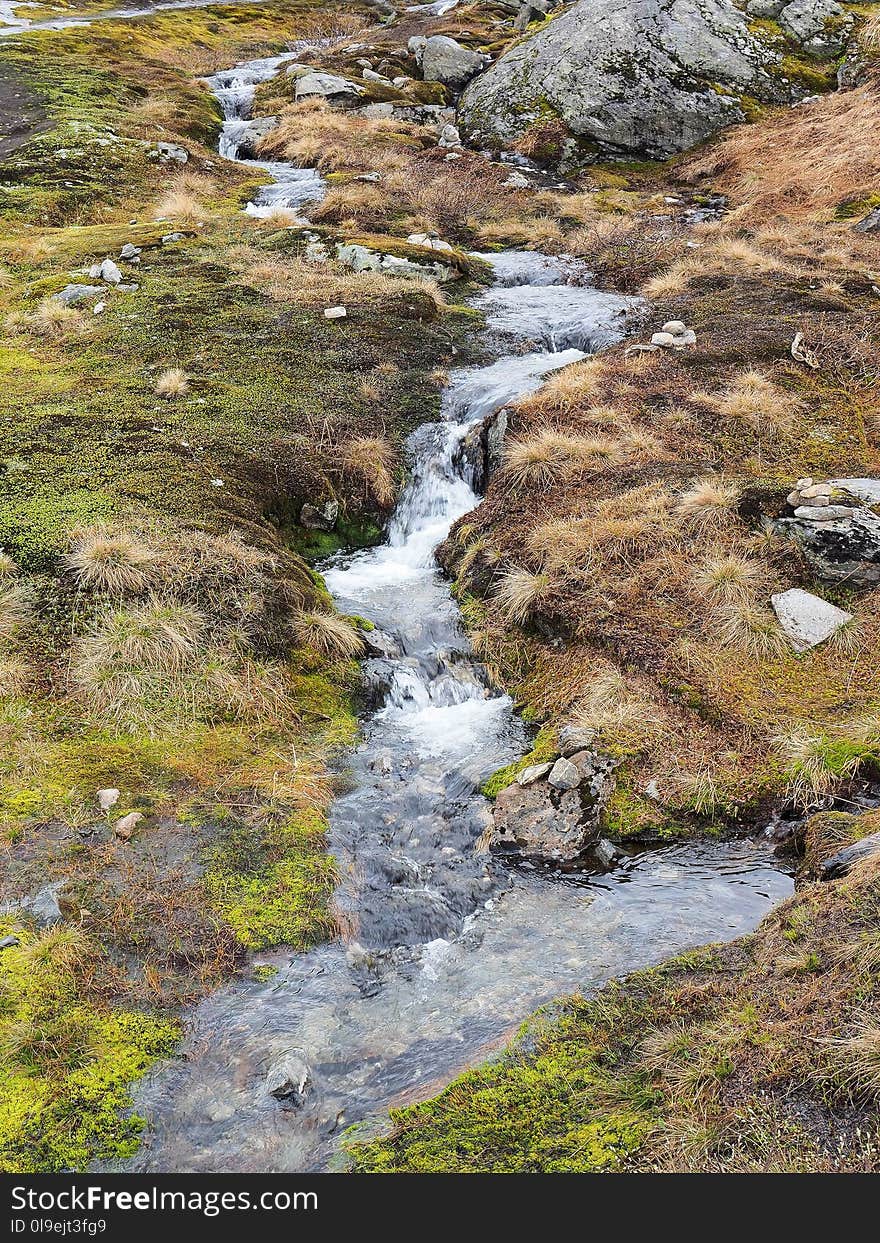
[324,306,347,319]
[516,761,553,787]
[93,301,106,315]
[98,787,120,811]
[771,588,853,652]
[650,331,678,348]
[793,504,858,521]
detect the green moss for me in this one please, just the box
[203,808,337,951]
[0,921,179,1173]
[481,723,558,798]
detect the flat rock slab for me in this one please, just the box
[829,477,880,505]
[771,587,852,652]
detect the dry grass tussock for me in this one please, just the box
[341,436,396,508]
[493,568,552,626]
[0,580,32,640]
[775,726,864,808]
[65,528,154,595]
[698,369,804,434]
[685,79,880,224]
[155,176,213,227]
[260,101,414,173]
[502,428,620,489]
[676,477,741,529]
[293,610,364,659]
[154,367,189,399]
[310,183,391,230]
[517,359,606,414]
[25,299,84,339]
[569,667,663,750]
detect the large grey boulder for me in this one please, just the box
[457,0,836,158]
[421,35,487,90]
[234,115,279,158]
[294,73,364,104]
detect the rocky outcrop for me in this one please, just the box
[491,749,617,862]
[777,477,880,588]
[457,0,847,159]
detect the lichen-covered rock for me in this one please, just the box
[777,0,853,57]
[294,72,364,104]
[777,509,880,588]
[457,0,842,159]
[420,36,486,90]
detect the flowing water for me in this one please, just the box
[101,50,796,1172]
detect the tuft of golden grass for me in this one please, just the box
[26,299,83,339]
[519,358,605,413]
[154,367,189,399]
[775,727,861,808]
[293,610,364,659]
[570,667,663,749]
[705,369,803,432]
[155,187,204,228]
[65,529,155,595]
[677,477,740,528]
[716,598,788,661]
[0,581,32,640]
[342,436,396,508]
[823,1020,880,1099]
[494,568,551,626]
[692,551,766,602]
[0,551,17,577]
[502,428,618,489]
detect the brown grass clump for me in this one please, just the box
[341,436,396,508]
[676,477,741,529]
[293,610,364,659]
[502,428,617,489]
[310,183,391,230]
[692,551,766,602]
[706,369,803,433]
[494,568,551,626]
[684,80,880,225]
[715,598,788,661]
[154,367,190,399]
[65,529,154,595]
[155,187,204,227]
[0,581,32,640]
[26,299,83,339]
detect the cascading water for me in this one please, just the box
[109,48,793,1173]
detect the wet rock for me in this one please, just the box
[299,499,338,531]
[421,36,486,90]
[362,628,401,659]
[777,509,880,588]
[593,837,623,868]
[294,72,364,104]
[820,831,880,879]
[516,760,553,786]
[547,756,580,790]
[12,882,66,928]
[492,749,616,861]
[233,115,279,158]
[457,0,845,159]
[265,1050,311,1104]
[54,284,104,306]
[770,588,853,652]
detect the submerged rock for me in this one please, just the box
[233,115,279,157]
[265,1050,311,1104]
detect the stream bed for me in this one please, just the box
[113,48,794,1172]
